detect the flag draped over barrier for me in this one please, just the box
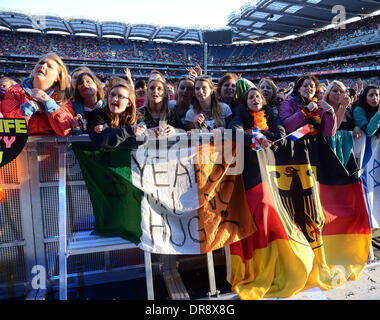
[71,139,256,255]
[360,135,380,228]
[227,134,372,300]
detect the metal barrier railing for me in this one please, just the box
[4,133,376,300]
[0,134,224,300]
[0,135,152,299]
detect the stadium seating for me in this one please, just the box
[0,14,379,87]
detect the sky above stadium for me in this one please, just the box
[0,0,249,29]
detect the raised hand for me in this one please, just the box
[72,114,83,130]
[307,101,318,111]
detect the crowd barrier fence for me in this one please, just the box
[0,134,229,300]
[1,132,378,300]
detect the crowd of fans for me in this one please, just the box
[0,49,378,257]
[210,15,380,65]
[0,14,378,146]
[0,11,379,296]
[0,52,378,142]
[0,15,379,66]
[242,58,379,79]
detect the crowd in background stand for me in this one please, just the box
[0,42,378,256]
[0,15,379,66]
[0,13,378,151]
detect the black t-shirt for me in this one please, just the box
[138,106,184,130]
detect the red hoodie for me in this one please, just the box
[2,84,74,136]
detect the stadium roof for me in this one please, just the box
[0,11,204,43]
[228,0,380,42]
[0,0,379,44]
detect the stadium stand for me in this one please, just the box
[0,13,379,88]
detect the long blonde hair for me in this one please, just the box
[33,52,70,106]
[143,75,170,121]
[192,77,224,128]
[258,78,278,103]
[323,80,346,109]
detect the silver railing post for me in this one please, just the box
[58,143,67,300]
[206,251,219,298]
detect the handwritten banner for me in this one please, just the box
[72,140,255,255]
[131,142,255,254]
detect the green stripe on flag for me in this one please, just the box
[71,143,142,244]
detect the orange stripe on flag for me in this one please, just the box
[195,142,256,254]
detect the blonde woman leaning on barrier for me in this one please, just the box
[322,80,362,168]
[2,52,74,136]
[322,80,358,132]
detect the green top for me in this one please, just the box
[353,106,380,137]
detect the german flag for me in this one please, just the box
[228,135,371,300]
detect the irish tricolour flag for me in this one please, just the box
[71,139,255,255]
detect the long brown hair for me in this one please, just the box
[292,75,320,103]
[106,81,137,128]
[33,52,70,106]
[192,77,224,128]
[73,72,105,104]
[216,73,238,101]
[241,88,267,110]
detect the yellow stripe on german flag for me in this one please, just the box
[228,135,371,300]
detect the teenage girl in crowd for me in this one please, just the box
[169,75,195,130]
[70,66,93,91]
[322,81,353,130]
[279,75,337,137]
[317,84,327,101]
[71,72,105,134]
[186,76,232,131]
[353,85,380,137]
[216,73,239,109]
[259,78,279,115]
[90,81,146,148]
[135,80,147,108]
[2,52,74,136]
[139,72,183,137]
[228,87,285,149]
